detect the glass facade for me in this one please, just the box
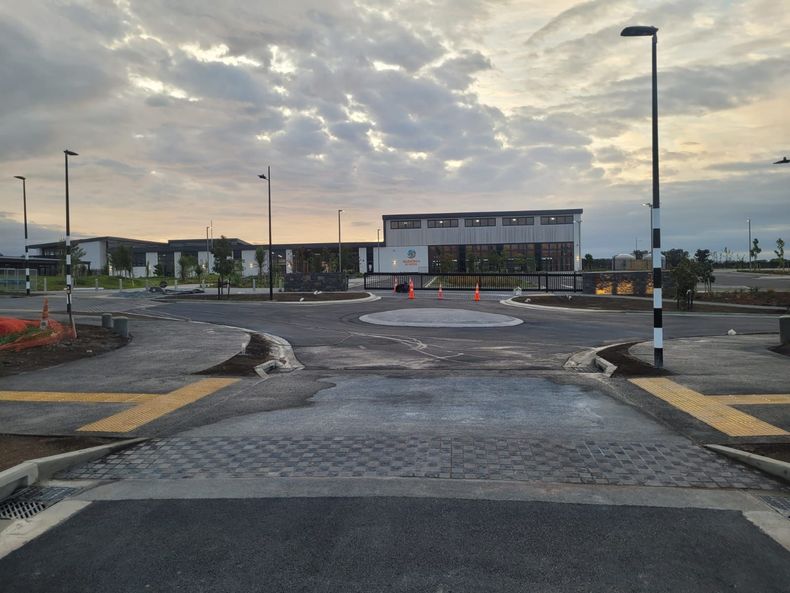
[428,242,573,273]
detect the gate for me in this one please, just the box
[363,272,582,292]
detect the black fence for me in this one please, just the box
[363,272,582,292]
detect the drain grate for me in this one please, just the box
[0,486,79,520]
[759,495,790,519]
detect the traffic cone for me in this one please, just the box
[438,284,443,300]
[474,283,480,302]
[408,278,415,300]
[40,298,49,329]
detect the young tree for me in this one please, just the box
[723,247,732,269]
[211,236,235,299]
[109,245,133,278]
[583,253,594,271]
[774,238,785,270]
[154,263,164,277]
[254,246,266,281]
[662,248,688,269]
[178,254,198,281]
[671,256,698,311]
[750,238,761,267]
[694,249,715,292]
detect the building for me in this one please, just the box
[359,209,582,273]
[29,236,376,277]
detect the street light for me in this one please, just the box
[747,218,752,271]
[575,219,582,271]
[205,226,211,278]
[13,176,30,296]
[376,228,382,272]
[621,24,663,369]
[337,209,344,274]
[258,168,273,301]
[64,149,78,333]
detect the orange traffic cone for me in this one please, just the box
[438,284,443,300]
[40,298,49,329]
[408,278,415,300]
[474,283,480,302]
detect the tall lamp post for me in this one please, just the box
[376,228,382,272]
[747,218,752,270]
[13,176,30,295]
[337,209,344,273]
[575,219,582,271]
[258,168,273,301]
[621,25,663,368]
[64,150,78,332]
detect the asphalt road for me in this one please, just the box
[1,291,788,591]
[713,270,790,290]
[2,498,789,593]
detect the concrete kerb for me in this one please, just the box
[565,343,631,377]
[155,292,380,306]
[0,438,145,502]
[501,296,785,318]
[706,444,790,484]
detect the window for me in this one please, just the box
[427,219,458,228]
[540,215,573,225]
[390,220,421,229]
[502,216,534,226]
[464,217,496,227]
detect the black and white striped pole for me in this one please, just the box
[64,150,78,330]
[13,176,30,296]
[622,25,663,368]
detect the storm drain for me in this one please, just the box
[759,495,790,519]
[0,486,79,520]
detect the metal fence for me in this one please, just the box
[0,268,39,292]
[363,272,582,292]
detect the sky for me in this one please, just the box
[1,0,788,259]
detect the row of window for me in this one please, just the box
[391,215,574,230]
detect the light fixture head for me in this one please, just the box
[14,175,26,181]
[258,173,267,179]
[621,25,658,37]
[774,156,789,164]
[64,149,78,156]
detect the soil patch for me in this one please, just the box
[697,290,790,308]
[195,333,271,377]
[596,342,670,377]
[161,292,368,302]
[514,294,786,314]
[0,324,129,377]
[0,434,119,472]
[731,443,790,464]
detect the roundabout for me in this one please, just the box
[358,307,524,328]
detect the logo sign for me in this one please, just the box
[407,249,416,258]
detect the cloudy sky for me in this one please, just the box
[1,0,788,259]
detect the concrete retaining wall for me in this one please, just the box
[285,273,348,292]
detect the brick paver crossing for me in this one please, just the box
[60,436,785,490]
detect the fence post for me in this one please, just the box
[545,271,549,293]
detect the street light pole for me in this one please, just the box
[747,218,752,270]
[258,168,273,301]
[377,228,382,272]
[622,25,663,368]
[64,150,78,333]
[206,226,210,277]
[337,209,344,273]
[13,176,30,295]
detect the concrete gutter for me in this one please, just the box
[564,343,631,377]
[705,444,790,484]
[0,438,145,501]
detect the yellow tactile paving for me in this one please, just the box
[629,378,789,437]
[0,391,156,404]
[77,378,239,433]
[708,394,790,405]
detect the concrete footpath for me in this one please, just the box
[0,316,250,436]
[619,335,790,444]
